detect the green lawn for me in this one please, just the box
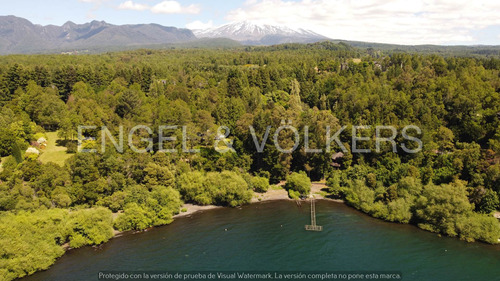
[38,132,73,166]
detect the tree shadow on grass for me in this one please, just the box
[56,139,77,153]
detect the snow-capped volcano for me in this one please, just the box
[193,21,328,45]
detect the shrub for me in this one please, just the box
[455,213,500,244]
[111,186,181,231]
[288,189,300,200]
[250,176,270,193]
[285,172,311,195]
[114,203,154,231]
[177,171,252,207]
[207,171,252,207]
[0,207,115,280]
[66,207,114,248]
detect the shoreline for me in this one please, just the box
[173,203,223,219]
[65,182,340,251]
[37,182,499,279]
[109,182,340,240]
[28,184,343,280]
[251,181,343,203]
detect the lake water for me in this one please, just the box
[22,200,500,281]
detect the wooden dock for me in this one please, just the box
[305,195,322,231]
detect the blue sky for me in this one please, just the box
[2,0,236,28]
[3,0,500,45]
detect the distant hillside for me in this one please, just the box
[331,40,500,57]
[40,38,243,54]
[0,16,196,54]
[170,38,242,49]
[248,40,500,57]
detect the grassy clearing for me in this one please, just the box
[38,132,73,166]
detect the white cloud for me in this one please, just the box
[225,0,500,45]
[151,1,200,14]
[115,0,201,15]
[80,0,112,20]
[118,1,150,11]
[79,0,109,3]
[186,20,213,30]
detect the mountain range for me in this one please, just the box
[193,21,328,45]
[0,16,196,54]
[0,16,330,54]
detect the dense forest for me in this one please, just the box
[0,42,499,280]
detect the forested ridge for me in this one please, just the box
[0,42,499,280]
